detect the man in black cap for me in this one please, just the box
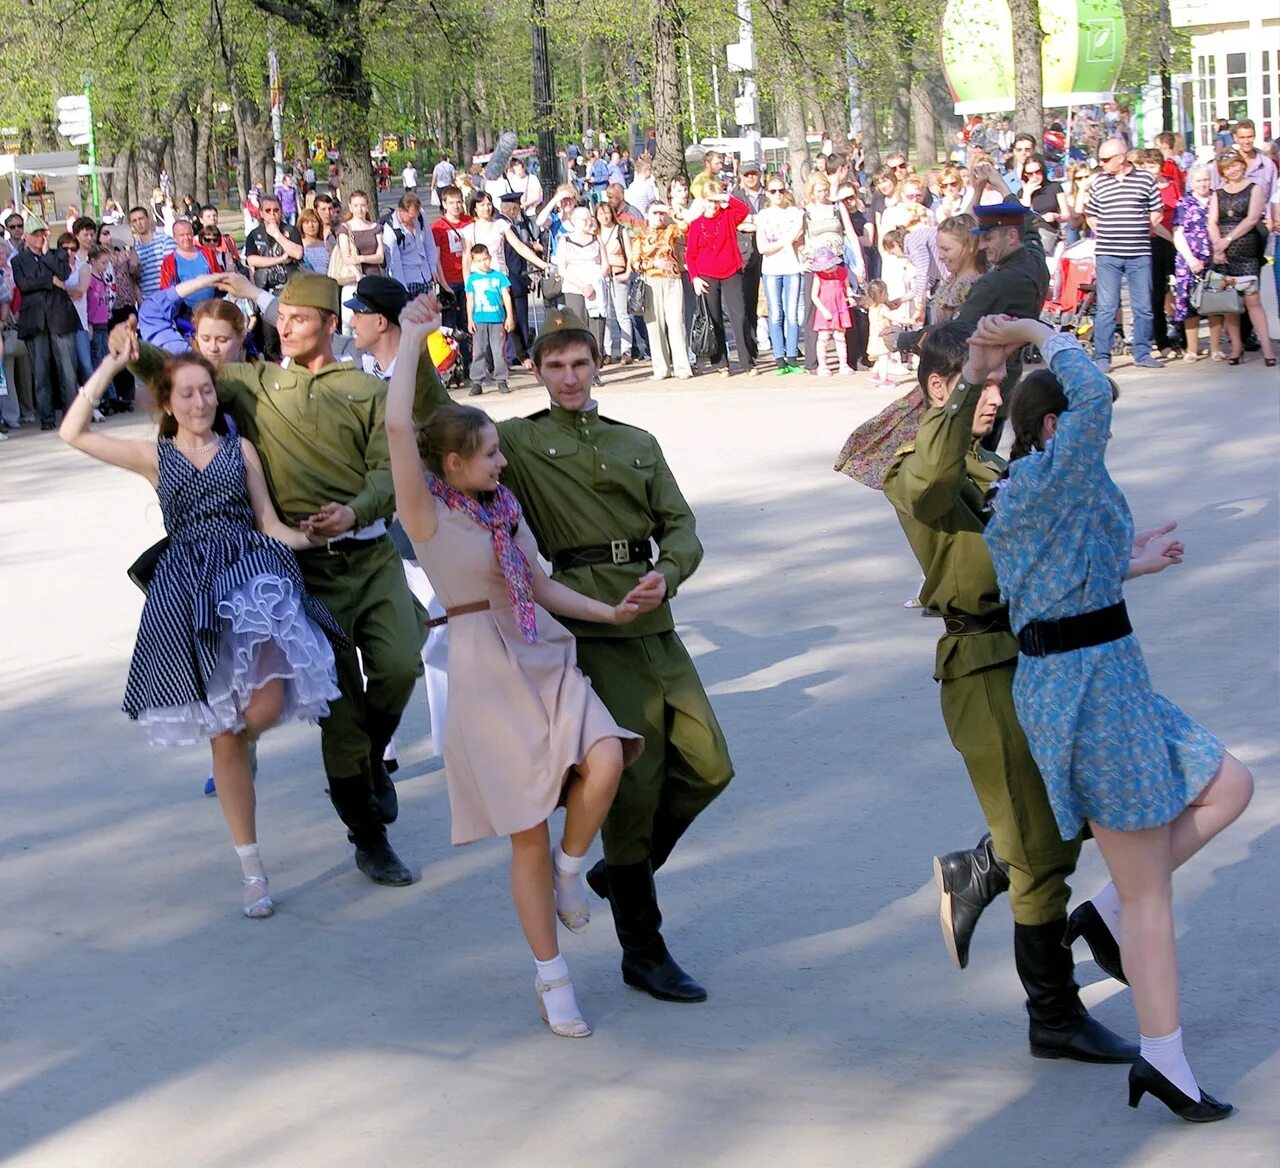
[889,199,1048,447]
[345,275,410,380]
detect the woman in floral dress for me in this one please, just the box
[1171,165,1215,362]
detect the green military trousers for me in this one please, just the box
[297,536,424,780]
[575,631,734,867]
[939,662,1081,926]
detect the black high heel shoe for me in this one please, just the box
[1063,900,1127,984]
[1128,1058,1233,1123]
[1227,355,1242,366]
[1265,357,1276,367]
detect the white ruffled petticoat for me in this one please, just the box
[139,574,340,747]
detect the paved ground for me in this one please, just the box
[1,352,1277,1168]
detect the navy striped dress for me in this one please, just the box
[123,436,344,746]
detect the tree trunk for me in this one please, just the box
[172,95,198,203]
[194,84,214,204]
[650,0,685,185]
[1009,0,1044,139]
[859,74,881,173]
[910,75,937,166]
[890,84,910,156]
[460,93,477,169]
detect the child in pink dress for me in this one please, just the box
[809,245,853,375]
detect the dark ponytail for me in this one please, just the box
[1007,369,1068,462]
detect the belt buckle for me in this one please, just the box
[610,539,630,565]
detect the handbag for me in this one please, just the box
[626,273,647,316]
[327,233,361,284]
[538,272,563,300]
[1190,271,1243,316]
[127,537,170,594]
[690,294,722,362]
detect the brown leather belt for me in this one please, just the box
[424,599,491,629]
[942,611,1012,636]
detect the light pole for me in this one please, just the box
[531,0,558,187]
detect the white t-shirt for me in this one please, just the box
[463,218,514,275]
[486,172,543,214]
[402,164,418,188]
[756,205,805,275]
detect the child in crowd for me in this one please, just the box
[809,245,854,376]
[864,279,912,386]
[464,243,514,396]
[86,247,113,367]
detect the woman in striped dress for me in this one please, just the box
[60,338,344,919]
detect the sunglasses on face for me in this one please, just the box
[1025,168,1043,176]
[767,187,785,194]
[941,180,959,188]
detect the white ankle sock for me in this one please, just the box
[1140,1028,1200,1100]
[534,953,582,1026]
[235,842,266,883]
[1091,882,1122,937]
[553,843,589,918]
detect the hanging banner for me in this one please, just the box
[940,0,1126,114]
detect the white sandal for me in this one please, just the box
[551,846,590,933]
[535,974,592,1038]
[243,875,274,919]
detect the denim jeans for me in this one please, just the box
[1093,253,1154,362]
[73,327,93,384]
[603,274,633,357]
[763,272,802,365]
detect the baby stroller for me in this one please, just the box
[1040,240,1129,359]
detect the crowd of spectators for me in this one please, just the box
[2,114,1275,437]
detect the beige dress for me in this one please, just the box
[413,505,643,845]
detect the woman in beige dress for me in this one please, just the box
[385,298,644,1038]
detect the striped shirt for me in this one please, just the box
[134,232,176,296]
[1084,170,1160,258]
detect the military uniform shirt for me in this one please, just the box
[882,379,1019,681]
[498,404,702,639]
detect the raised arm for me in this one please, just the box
[384,297,440,544]
[59,339,158,483]
[972,315,1112,490]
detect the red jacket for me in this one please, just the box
[158,245,220,289]
[684,197,749,280]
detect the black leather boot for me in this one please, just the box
[932,833,1010,970]
[364,712,402,825]
[604,860,707,1003]
[1014,921,1137,1064]
[586,810,697,898]
[328,768,413,886]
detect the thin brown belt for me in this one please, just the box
[424,599,491,629]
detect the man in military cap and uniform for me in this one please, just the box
[882,320,1136,1065]
[890,200,1049,447]
[127,273,452,885]
[495,308,733,1003]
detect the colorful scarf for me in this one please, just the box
[833,386,927,491]
[427,476,538,644]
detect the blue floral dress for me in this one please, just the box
[983,334,1224,839]
[1172,192,1211,323]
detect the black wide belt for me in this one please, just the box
[552,539,653,572]
[321,533,389,555]
[1017,601,1131,657]
[943,611,1012,636]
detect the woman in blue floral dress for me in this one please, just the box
[973,314,1253,1124]
[1170,165,1216,362]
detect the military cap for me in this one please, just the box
[971,200,1029,234]
[531,307,595,357]
[344,275,409,323]
[279,272,341,315]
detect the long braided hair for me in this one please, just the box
[1007,369,1068,462]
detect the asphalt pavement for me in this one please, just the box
[1,353,1276,1167]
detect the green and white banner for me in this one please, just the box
[940,0,1126,114]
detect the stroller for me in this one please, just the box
[1039,239,1129,359]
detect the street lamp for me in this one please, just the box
[531,0,558,187]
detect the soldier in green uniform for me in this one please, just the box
[495,309,733,1003]
[881,321,1136,1064]
[127,274,453,886]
